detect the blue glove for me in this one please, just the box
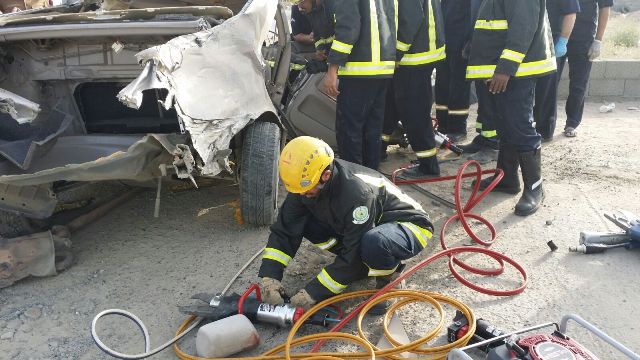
[555,37,568,58]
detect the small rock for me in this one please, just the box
[1,331,14,340]
[6,319,21,330]
[24,307,42,320]
[545,220,553,226]
[48,340,59,348]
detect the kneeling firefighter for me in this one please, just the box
[258,136,433,312]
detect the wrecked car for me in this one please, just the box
[0,0,291,286]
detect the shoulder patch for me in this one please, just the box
[352,206,370,224]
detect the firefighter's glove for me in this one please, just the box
[588,39,601,61]
[261,277,285,305]
[290,289,316,310]
[306,59,328,74]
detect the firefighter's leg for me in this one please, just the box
[362,79,388,170]
[445,49,470,139]
[533,65,560,141]
[434,59,451,133]
[395,66,439,177]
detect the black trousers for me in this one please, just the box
[477,78,540,151]
[533,58,561,139]
[395,66,438,168]
[303,218,426,277]
[382,78,399,140]
[474,80,498,140]
[336,77,389,170]
[435,48,470,134]
[557,50,592,129]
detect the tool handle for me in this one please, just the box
[238,284,262,315]
[580,231,630,245]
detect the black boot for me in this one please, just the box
[380,140,389,161]
[369,264,406,316]
[473,143,521,194]
[399,156,440,179]
[515,148,544,216]
[458,135,484,154]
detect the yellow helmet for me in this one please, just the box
[279,136,334,194]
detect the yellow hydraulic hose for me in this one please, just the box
[173,289,475,360]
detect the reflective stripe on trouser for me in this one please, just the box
[336,78,389,170]
[394,66,437,172]
[360,222,429,276]
[474,80,498,139]
[476,79,540,152]
[434,48,470,134]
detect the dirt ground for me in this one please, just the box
[1,101,640,359]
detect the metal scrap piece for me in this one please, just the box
[0,88,41,124]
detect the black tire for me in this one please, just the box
[240,121,281,226]
[0,210,34,238]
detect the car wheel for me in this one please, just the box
[0,210,35,239]
[240,121,281,226]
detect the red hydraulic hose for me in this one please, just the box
[311,160,527,352]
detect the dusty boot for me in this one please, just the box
[399,156,440,179]
[473,143,521,194]
[369,265,406,316]
[515,148,544,216]
[380,140,389,161]
[458,135,484,154]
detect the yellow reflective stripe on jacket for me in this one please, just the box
[481,130,497,138]
[331,40,354,54]
[427,0,436,51]
[398,222,432,248]
[474,19,508,30]
[338,61,396,76]
[290,63,306,71]
[315,35,335,49]
[397,40,411,52]
[501,49,526,64]
[515,57,557,77]
[263,247,292,267]
[399,45,446,66]
[466,57,556,79]
[366,264,398,277]
[435,104,448,111]
[415,148,437,158]
[448,109,470,115]
[370,0,380,63]
[475,122,483,129]
[316,268,347,294]
[381,134,391,141]
[315,238,337,251]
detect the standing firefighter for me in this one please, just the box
[394,0,447,179]
[466,0,556,216]
[258,136,433,312]
[322,0,398,170]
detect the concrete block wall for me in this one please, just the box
[558,60,640,100]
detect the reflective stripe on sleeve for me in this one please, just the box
[316,268,347,294]
[500,49,526,64]
[263,247,292,267]
[398,222,432,248]
[435,104,449,111]
[315,36,335,49]
[397,40,411,52]
[381,134,391,142]
[448,109,469,115]
[475,122,483,129]
[314,238,337,251]
[331,40,353,54]
[474,20,508,30]
[415,148,437,158]
[481,130,497,138]
[366,264,398,277]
